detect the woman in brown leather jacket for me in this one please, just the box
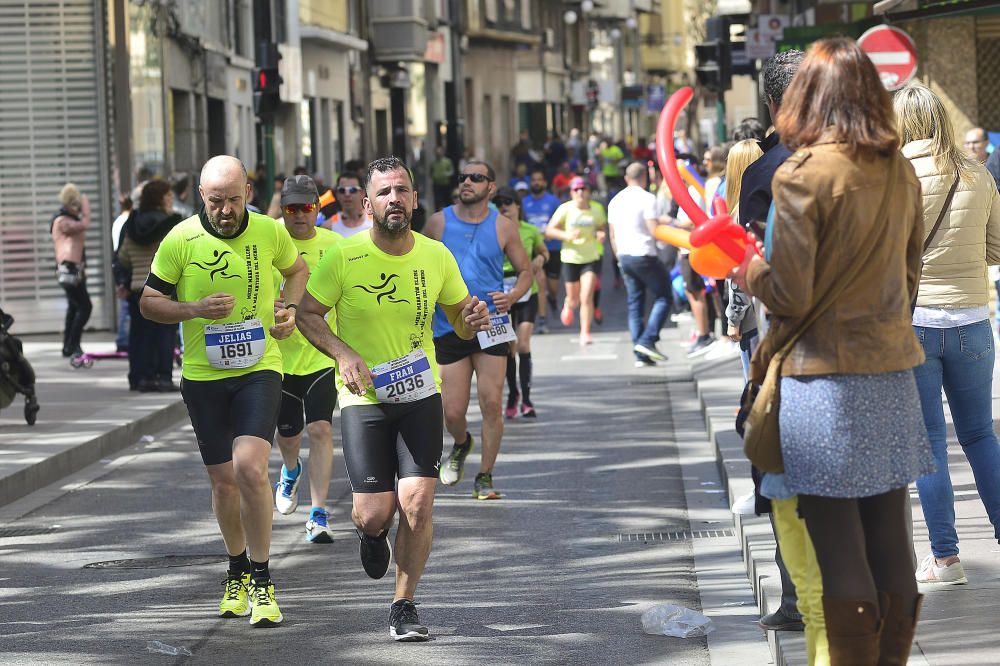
[733,38,934,665]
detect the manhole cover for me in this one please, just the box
[0,526,58,538]
[618,529,735,543]
[83,554,227,569]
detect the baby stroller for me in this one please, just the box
[0,306,39,425]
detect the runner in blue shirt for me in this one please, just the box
[520,167,562,333]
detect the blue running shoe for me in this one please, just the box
[306,508,334,543]
[274,458,301,515]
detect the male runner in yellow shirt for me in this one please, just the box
[141,155,308,628]
[271,175,343,542]
[297,157,491,642]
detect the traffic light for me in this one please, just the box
[695,40,732,94]
[253,43,283,119]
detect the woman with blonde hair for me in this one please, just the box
[725,139,764,220]
[724,139,765,379]
[894,82,1000,587]
[733,37,933,664]
[50,183,92,358]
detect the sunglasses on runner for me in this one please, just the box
[459,173,492,184]
[571,187,587,192]
[336,186,361,195]
[493,197,516,207]
[283,203,317,215]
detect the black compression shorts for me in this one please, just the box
[562,260,600,283]
[543,251,562,279]
[180,370,281,466]
[277,367,336,437]
[339,393,443,493]
[433,330,509,365]
[510,293,539,327]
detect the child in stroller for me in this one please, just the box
[0,306,40,425]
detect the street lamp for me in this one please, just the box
[564,10,578,25]
[581,0,594,11]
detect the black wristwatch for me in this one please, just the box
[286,303,298,311]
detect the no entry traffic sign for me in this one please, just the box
[858,25,917,91]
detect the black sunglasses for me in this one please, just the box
[459,173,492,184]
[336,186,361,194]
[493,197,516,207]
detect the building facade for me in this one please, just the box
[0,0,114,333]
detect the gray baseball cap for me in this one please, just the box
[281,175,319,205]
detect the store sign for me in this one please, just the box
[646,84,665,112]
[424,32,446,64]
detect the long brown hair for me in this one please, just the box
[776,37,899,159]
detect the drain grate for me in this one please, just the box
[0,526,58,538]
[83,554,227,569]
[627,378,677,386]
[618,529,735,543]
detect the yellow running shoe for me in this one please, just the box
[248,579,283,627]
[218,571,250,618]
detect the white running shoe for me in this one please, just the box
[704,339,740,360]
[916,553,968,585]
[274,458,302,515]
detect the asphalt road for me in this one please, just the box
[0,285,716,665]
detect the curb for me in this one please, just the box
[0,400,187,507]
[688,357,809,666]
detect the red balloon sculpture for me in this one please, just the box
[653,87,758,278]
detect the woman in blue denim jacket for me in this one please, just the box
[896,83,1000,585]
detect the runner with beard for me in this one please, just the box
[297,157,492,641]
[141,155,309,627]
[423,160,533,500]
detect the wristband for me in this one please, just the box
[286,303,298,311]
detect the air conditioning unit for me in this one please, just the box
[544,28,556,49]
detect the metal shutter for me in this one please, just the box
[0,0,112,333]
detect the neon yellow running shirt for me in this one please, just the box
[306,231,468,407]
[149,212,298,381]
[503,221,545,295]
[272,226,343,377]
[551,200,607,265]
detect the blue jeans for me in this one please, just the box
[739,331,759,383]
[116,297,130,348]
[619,254,672,358]
[913,320,1000,557]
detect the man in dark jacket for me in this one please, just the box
[736,48,806,634]
[986,148,1000,191]
[738,50,803,237]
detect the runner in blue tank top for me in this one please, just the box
[424,160,533,501]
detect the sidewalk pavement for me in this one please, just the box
[682,325,1000,666]
[0,332,185,507]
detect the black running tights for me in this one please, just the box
[505,352,533,404]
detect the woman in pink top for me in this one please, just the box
[50,183,92,357]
